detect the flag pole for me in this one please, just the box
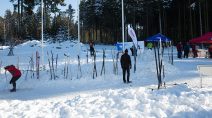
[78,0,81,56]
[198,1,202,36]
[122,0,125,52]
[41,0,44,67]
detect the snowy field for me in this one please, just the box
[0,40,212,118]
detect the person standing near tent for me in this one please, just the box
[183,42,190,58]
[192,44,198,58]
[147,42,153,50]
[176,42,183,58]
[208,45,212,58]
[4,65,22,92]
[120,49,132,83]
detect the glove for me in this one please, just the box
[4,65,10,70]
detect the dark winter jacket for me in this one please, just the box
[208,45,212,52]
[192,45,197,52]
[120,53,131,69]
[89,41,94,48]
[183,44,190,52]
[4,65,21,77]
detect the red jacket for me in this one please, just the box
[176,43,183,51]
[5,65,21,77]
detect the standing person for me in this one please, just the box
[4,65,22,92]
[192,44,198,58]
[130,46,134,56]
[147,42,153,50]
[89,41,95,56]
[183,42,190,58]
[120,49,132,83]
[176,42,183,58]
[208,45,212,58]
[130,45,137,56]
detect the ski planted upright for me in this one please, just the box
[77,55,82,79]
[86,48,89,63]
[36,51,40,79]
[64,53,71,79]
[51,51,56,80]
[111,50,116,74]
[100,49,106,75]
[115,52,119,75]
[171,42,174,65]
[0,60,2,77]
[56,54,58,73]
[93,52,97,79]
[133,45,137,73]
[47,51,52,80]
[29,54,35,79]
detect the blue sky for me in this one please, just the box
[0,1,13,17]
[0,0,78,18]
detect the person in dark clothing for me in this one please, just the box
[120,49,132,83]
[191,45,198,58]
[89,41,95,56]
[176,42,183,58]
[4,65,22,92]
[183,42,190,58]
[130,47,134,56]
[208,45,212,58]
[130,45,137,56]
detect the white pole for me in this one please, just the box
[122,0,125,52]
[41,0,44,67]
[159,10,162,34]
[78,0,81,56]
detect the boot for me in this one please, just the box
[10,83,16,92]
[10,88,16,92]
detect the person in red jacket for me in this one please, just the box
[176,42,183,58]
[4,65,22,92]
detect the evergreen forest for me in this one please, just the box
[0,0,211,45]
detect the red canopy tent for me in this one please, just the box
[189,32,212,44]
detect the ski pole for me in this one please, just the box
[4,70,9,89]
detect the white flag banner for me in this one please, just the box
[128,25,138,49]
[189,2,196,8]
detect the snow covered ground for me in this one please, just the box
[0,40,212,118]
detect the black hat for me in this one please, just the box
[125,49,128,53]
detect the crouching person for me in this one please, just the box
[4,65,22,92]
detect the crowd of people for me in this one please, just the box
[176,41,212,59]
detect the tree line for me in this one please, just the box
[0,0,76,45]
[79,0,211,45]
[0,0,211,45]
